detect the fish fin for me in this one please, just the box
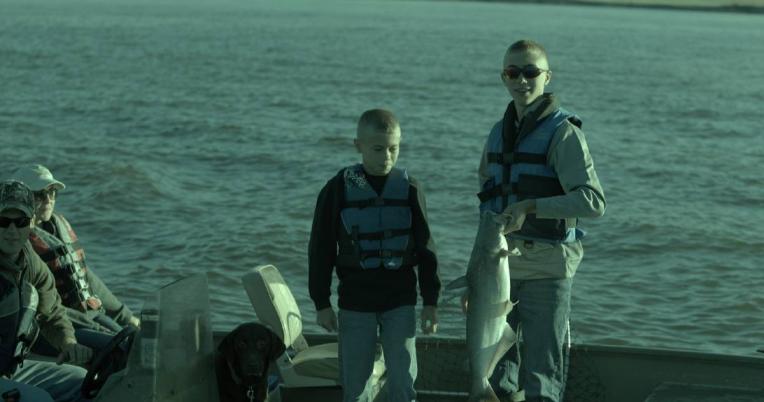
[503,300,516,316]
[498,247,522,257]
[445,275,468,291]
[485,323,517,379]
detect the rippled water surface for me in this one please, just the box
[2,0,763,356]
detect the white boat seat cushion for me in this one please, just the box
[291,342,385,381]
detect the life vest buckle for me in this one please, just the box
[62,263,78,274]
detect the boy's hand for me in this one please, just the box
[316,307,338,332]
[500,200,536,234]
[420,306,438,335]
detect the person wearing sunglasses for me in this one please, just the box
[1,180,95,402]
[471,40,606,402]
[9,165,139,350]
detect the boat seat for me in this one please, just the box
[644,381,764,402]
[242,264,386,388]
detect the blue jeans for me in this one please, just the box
[87,312,123,334]
[338,305,417,402]
[32,328,114,358]
[489,278,572,402]
[33,312,118,357]
[1,360,90,402]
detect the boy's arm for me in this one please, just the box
[535,123,607,219]
[308,177,341,311]
[409,178,441,307]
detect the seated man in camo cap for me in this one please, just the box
[10,165,139,346]
[0,180,94,402]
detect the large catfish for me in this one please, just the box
[446,211,519,402]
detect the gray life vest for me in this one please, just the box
[478,107,583,243]
[28,214,100,311]
[337,165,415,270]
[0,271,40,377]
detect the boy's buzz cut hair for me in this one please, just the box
[508,39,548,60]
[357,109,399,136]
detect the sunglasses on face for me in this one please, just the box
[501,66,549,80]
[0,216,32,228]
[34,188,57,202]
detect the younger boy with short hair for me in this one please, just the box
[308,109,441,402]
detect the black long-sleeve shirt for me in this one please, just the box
[308,168,440,313]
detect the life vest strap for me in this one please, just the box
[335,250,418,268]
[487,152,547,165]
[352,228,412,241]
[344,197,409,209]
[359,249,408,259]
[38,244,68,263]
[477,183,519,203]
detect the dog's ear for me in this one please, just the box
[218,326,238,356]
[268,330,286,361]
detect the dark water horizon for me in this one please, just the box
[455,0,764,15]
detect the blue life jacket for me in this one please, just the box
[337,164,415,270]
[478,107,582,243]
[0,271,40,377]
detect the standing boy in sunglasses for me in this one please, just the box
[10,165,139,342]
[1,180,95,402]
[309,109,440,402]
[474,40,606,402]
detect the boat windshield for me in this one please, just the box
[94,274,219,402]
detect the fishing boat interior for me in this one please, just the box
[77,267,763,402]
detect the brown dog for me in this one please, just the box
[215,322,286,402]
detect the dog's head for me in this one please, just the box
[218,322,286,385]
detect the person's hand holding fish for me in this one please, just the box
[500,199,537,234]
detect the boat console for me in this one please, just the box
[92,274,219,402]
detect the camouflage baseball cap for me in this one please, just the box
[0,180,35,218]
[10,164,66,192]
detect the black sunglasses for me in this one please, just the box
[501,66,549,80]
[34,188,57,201]
[0,216,31,228]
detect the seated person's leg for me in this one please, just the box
[65,309,119,335]
[90,313,123,334]
[11,359,89,402]
[1,377,54,402]
[32,328,114,360]
[74,328,115,352]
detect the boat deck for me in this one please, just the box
[297,333,764,402]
